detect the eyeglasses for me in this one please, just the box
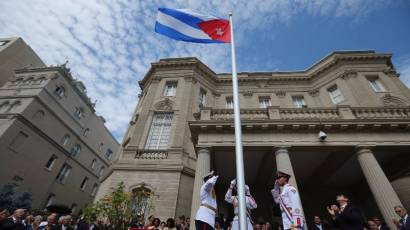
[395,210,402,213]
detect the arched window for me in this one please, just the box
[32,110,45,121]
[131,186,153,216]
[83,128,90,137]
[55,86,65,98]
[61,134,70,146]
[98,166,105,177]
[70,144,81,157]
[74,107,84,119]
[90,159,96,169]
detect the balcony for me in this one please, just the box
[196,106,410,121]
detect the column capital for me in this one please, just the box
[355,145,376,154]
[196,147,212,157]
[273,145,291,153]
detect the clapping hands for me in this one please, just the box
[326,205,339,216]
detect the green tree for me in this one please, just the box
[82,182,154,230]
[0,183,32,211]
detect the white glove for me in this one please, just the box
[230,179,236,188]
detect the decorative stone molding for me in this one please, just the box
[184,75,197,83]
[257,80,268,88]
[151,75,161,82]
[242,91,253,97]
[340,70,357,80]
[383,68,400,77]
[154,98,174,111]
[308,89,320,97]
[135,149,168,159]
[381,95,407,107]
[275,90,286,97]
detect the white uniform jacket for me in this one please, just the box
[225,188,257,230]
[195,175,218,228]
[272,184,305,229]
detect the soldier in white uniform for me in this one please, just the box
[225,179,257,230]
[195,171,219,230]
[271,171,305,230]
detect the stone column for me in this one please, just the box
[356,146,403,230]
[190,147,211,227]
[275,147,299,190]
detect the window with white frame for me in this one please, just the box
[45,155,57,170]
[98,143,104,151]
[163,82,177,96]
[292,95,306,108]
[105,149,113,160]
[56,164,71,183]
[83,128,90,137]
[70,144,81,157]
[45,194,55,207]
[74,107,84,119]
[90,159,96,169]
[61,134,70,146]
[226,97,233,109]
[91,183,98,196]
[55,86,65,98]
[328,85,345,104]
[259,97,271,108]
[98,166,105,177]
[80,177,88,191]
[368,77,386,92]
[145,113,173,150]
[198,88,207,106]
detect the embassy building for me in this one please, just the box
[96,51,410,229]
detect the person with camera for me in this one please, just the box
[224,179,257,230]
[271,171,305,230]
[326,194,364,230]
[195,170,219,230]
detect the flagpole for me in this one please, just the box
[229,13,247,230]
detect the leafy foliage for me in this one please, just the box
[0,183,32,211]
[82,182,154,230]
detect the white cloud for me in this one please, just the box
[0,0,393,140]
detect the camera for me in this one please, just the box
[318,130,327,141]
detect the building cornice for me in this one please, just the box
[138,51,394,90]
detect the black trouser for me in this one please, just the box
[195,220,213,230]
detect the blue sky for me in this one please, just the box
[1,0,409,141]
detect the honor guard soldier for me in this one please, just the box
[195,170,219,230]
[225,179,257,230]
[271,171,305,230]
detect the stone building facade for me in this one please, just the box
[0,37,45,87]
[97,51,410,229]
[0,37,119,213]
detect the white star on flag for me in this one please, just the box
[215,27,224,36]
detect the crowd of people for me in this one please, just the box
[0,169,409,230]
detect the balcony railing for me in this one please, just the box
[211,108,269,120]
[197,106,410,121]
[279,108,339,120]
[135,149,168,159]
[352,107,410,119]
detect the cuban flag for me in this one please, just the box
[155,8,230,43]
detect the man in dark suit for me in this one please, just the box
[326,194,364,230]
[312,216,328,230]
[55,215,74,230]
[393,206,410,230]
[0,208,26,230]
[372,216,390,230]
